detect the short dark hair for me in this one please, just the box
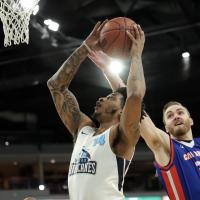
[115,87,127,108]
[115,87,146,121]
[162,101,190,124]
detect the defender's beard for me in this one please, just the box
[169,122,190,138]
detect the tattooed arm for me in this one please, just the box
[47,44,91,137]
[47,21,107,137]
[47,62,91,137]
[119,24,146,146]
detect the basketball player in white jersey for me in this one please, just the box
[47,21,145,200]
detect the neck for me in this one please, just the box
[95,121,117,135]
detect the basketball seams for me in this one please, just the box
[101,28,134,34]
[101,21,121,33]
[102,30,121,53]
[101,19,135,34]
[123,17,127,58]
[99,17,135,58]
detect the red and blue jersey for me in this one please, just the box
[155,137,200,200]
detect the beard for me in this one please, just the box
[170,126,187,137]
[169,122,190,138]
[91,106,119,126]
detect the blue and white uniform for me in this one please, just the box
[68,126,133,200]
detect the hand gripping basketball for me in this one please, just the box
[99,17,137,59]
[126,24,145,57]
[84,20,108,51]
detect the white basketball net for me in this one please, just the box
[0,0,40,47]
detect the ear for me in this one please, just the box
[189,117,194,126]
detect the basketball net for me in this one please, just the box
[0,0,40,47]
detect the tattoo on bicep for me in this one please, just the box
[62,90,81,124]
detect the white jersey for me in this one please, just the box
[68,126,133,200]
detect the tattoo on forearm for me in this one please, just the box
[55,45,88,88]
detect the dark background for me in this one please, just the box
[0,0,200,145]
[0,0,200,194]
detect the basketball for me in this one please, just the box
[99,17,136,59]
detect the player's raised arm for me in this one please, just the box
[119,24,146,145]
[140,114,170,166]
[47,21,107,137]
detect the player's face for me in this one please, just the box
[164,105,193,138]
[93,92,123,120]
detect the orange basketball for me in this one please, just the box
[99,17,136,59]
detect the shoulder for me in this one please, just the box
[73,125,96,142]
